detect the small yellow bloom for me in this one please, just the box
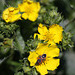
[28,43,60,75]
[2,7,21,23]
[18,0,40,21]
[34,24,63,45]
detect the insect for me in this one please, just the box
[35,54,46,65]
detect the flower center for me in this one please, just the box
[44,32,53,41]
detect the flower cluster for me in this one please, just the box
[2,0,64,75]
[2,0,40,22]
[1,0,74,75]
[28,23,63,75]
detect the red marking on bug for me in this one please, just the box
[35,54,46,65]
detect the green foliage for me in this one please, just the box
[14,72,23,75]
[0,21,19,37]
[25,36,40,52]
[62,31,74,50]
[38,2,63,25]
[57,31,74,51]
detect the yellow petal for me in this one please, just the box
[45,45,60,57]
[46,58,60,71]
[35,43,59,57]
[35,64,48,75]
[18,3,26,12]
[30,2,40,13]
[49,24,63,43]
[10,14,21,22]
[28,51,38,66]
[34,33,45,40]
[2,8,9,14]
[22,2,30,12]
[28,13,38,21]
[37,43,44,48]
[35,44,48,55]
[13,8,20,14]
[38,23,48,35]
[22,13,28,20]
[34,33,39,39]
[36,2,40,12]
[2,8,9,21]
[8,7,14,11]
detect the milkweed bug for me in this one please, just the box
[35,54,46,65]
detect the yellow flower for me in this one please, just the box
[28,43,60,75]
[2,7,21,23]
[18,0,40,21]
[34,24,63,45]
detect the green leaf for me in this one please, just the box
[23,66,31,73]
[14,29,25,54]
